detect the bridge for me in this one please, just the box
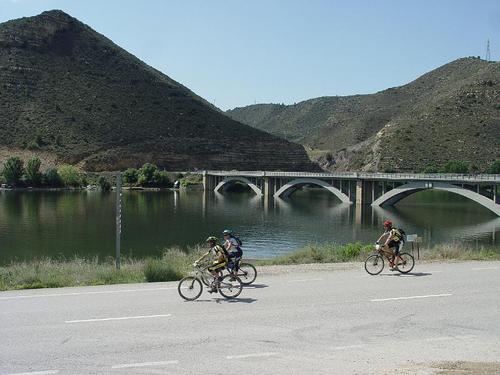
[201,171,500,216]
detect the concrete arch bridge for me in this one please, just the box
[202,171,500,216]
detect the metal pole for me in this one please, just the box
[115,172,122,270]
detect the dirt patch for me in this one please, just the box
[429,361,500,374]
[0,147,58,170]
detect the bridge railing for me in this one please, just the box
[202,170,500,183]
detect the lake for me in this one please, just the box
[0,188,499,264]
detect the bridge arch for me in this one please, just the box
[274,178,351,203]
[214,176,262,195]
[372,181,500,216]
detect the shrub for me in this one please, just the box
[122,168,139,184]
[422,165,439,173]
[440,160,469,173]
[2,157,24,185]
[43,168,62,187]
[144,259,184,282]
[487,160,500,174]
[24,157,42,186]
[153,170,172,187]
[57,165,83,187]
[138,163,157,185]
[97,176,111,192]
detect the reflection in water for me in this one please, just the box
[0,189,498,264]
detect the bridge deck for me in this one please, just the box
[203,170,500,183]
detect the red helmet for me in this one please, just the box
[383,220,393,228]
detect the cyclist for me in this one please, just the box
[195,236,228,292]
[376,220,404,269]
[222,229,243,276]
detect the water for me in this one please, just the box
[0,188,499,264]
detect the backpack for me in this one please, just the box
[396,228,406,243]
[232,235,243,247]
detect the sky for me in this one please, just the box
[0,0,499,110]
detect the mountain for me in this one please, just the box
[227,58,500,172]
[0,10,317,172]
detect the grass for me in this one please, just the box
[0,248,203,291]
[1,243,499,291]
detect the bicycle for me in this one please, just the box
[178,263,243,301]
[364,243,415,275]
[200,258,257,286]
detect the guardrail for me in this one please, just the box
[200,170,500,183]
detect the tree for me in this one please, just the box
[97,176,111,192]
[25,157,42,186]
[138,163,158,185]
[487,160,500,174]
[440,160,469,174]
[123,168,139,184]
[153,170,172,187]
[57,165,83,187]
[2,157,24,185]
[43,168,62,187]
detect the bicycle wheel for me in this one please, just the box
[237,263,257,285]
[364,254,384,275]
[395,252,415,274]
[217,275,243,299]
[178,276,203,301]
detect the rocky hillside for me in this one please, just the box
[0,10,317,172]
[228,58,500,172]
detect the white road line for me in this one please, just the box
[65,314,172,323]
[111,360,178,369]
[7,371,59,375]
[471,267,498,271]
[331,344,364,350]
[288,278,323,283]
[227,352,278,359]
[371,293,452,302]
[0,287,176,300]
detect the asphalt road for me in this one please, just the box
[1,261,500,375]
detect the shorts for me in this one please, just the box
[208,260,227,272]
[227,256,242,271]
[387,240,401,255]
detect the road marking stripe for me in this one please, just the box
[0,287,176,300]
[227,352,278,359]
[331,344,364,350]
[7,371,59,375]
[288,278,323,283]
[65,314,171,323]
[111,360,178,369]
[471,267,498,271]
[371,293,452,302]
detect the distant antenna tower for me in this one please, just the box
[485,39,491,61]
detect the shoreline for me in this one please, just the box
[1,243,499,291]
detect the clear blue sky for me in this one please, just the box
[1,0,499,110]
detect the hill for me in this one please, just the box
[227,58,500,172]
[0,10,317,172]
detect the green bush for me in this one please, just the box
[422,165,439,173]
[43,168,62,187]
[153,170,172,187]
[180,173,203,187]
[24,157,42,186]
[97,176,111,192]
[487,160,500,174]
[123,168,139,184]
[138,163,157,185]
[58,165,83,187]
[144,259,184,282]
[440,160,469,173]
[2,157,24,185]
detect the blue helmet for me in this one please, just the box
[222,229,232,236]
